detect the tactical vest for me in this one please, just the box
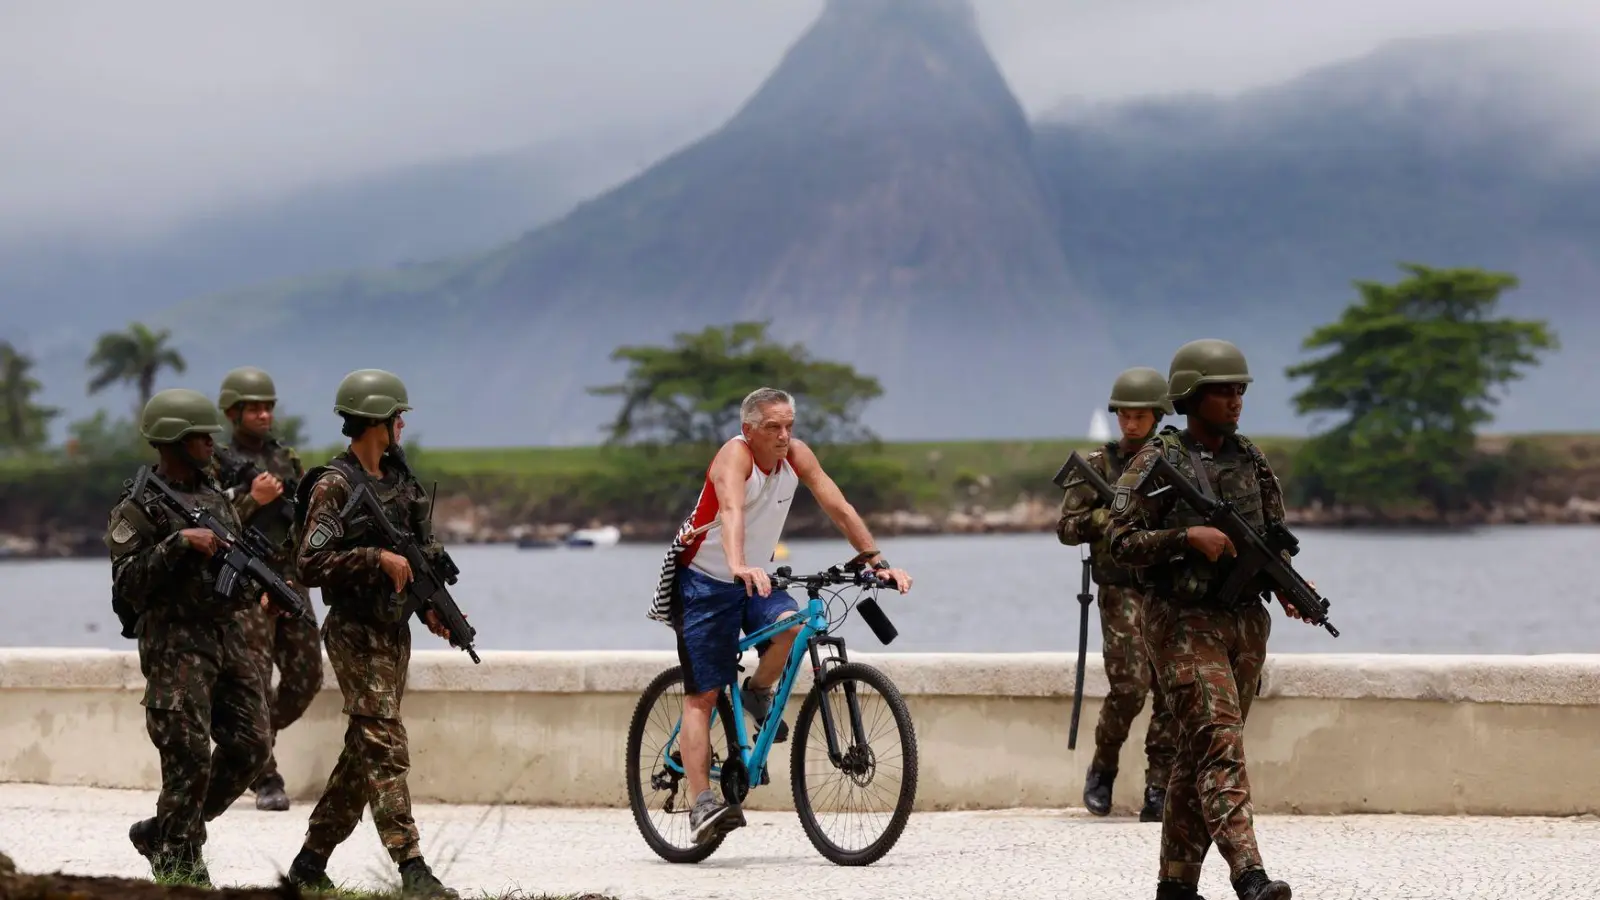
[108,470,250,635]
[297,453,431,623]
[1142,428,1274,606]
[214,439,303,557]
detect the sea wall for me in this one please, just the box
[1,649,1596,815]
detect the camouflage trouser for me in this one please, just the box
[238,579,323,790]
[137,613,271,850]
[1091,584,1178,790]
[303,606,421,865]
[1142,598,1271,886]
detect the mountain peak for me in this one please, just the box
[820,0,977,28]
[724,0,1018,142]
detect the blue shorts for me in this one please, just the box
[673,565,799,695]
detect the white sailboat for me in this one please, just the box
[1087,408,1114,442]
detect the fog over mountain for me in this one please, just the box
[4,2,1596,445]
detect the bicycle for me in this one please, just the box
[625,551,919,866]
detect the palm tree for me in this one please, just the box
[0,341,58,450]
[86,323,187,411]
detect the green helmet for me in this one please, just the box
[1167,339,1252,412]
[1108,367,1174,415]
[140,388,225,443]
[333,369,412,420]
[217,366,277,411]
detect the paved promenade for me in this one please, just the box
[2,784,1595,899]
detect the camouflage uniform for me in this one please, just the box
[214,436,323,799]
[105,390,270,881]
[1057,441,1178,799]
[285,369,457,900]
[296,449,440,865]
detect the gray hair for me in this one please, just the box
[740,387,794,426]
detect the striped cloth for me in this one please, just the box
[645,467,780,626]
[646,515,709,626]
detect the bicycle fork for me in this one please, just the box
[808,635,871,767]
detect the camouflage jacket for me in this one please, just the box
[295,450,440,624]
[105,467,253,631]
[212,436,304,566]
[1056,441,1139,586]
[1105,426,1286,606]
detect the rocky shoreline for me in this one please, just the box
[7,494,1598,561]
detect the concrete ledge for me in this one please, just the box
[7,648,1598,705]
[2,649,1598,816]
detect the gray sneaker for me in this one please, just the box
[688,789,744,845]
[741,677,788,743]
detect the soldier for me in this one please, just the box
[106,389,272,887]
[284,369,459,899]
[212,366,323,812]
[1106,339,1301,900]
[1056,367,1179,822]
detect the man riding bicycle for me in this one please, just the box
[672,387,913,844]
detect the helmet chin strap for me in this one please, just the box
[163,439,211,484]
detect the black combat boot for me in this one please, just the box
[1139,784,1167,823]
[254,773,291,811]
[399,857,460,899]
[128,817,159,860]
[1083,766,1115,816]
[1156,880,1207,900]
[288,847,335,891]
[1233,867,1292,900]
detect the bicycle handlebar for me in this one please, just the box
[768,563,890,592]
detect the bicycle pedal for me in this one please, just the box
[758,720,790,744]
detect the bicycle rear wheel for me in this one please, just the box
[790,662,919,866]
[625,666,742,863]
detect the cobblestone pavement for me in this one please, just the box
[2,784,1595,899]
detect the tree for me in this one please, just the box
[86,322,187,411]
[1285,263,1558,514]
[64,410,147,461]
[588,321,885,447]
[0,342,59,452]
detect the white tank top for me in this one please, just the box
[680,437,799,583]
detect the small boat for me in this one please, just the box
[516,536,560,550]
[1087,408,1114,442]
[566,525,621,548]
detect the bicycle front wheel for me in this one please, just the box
[790,661,919,866]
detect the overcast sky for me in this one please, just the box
[2,0,1598,238]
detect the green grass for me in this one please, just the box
[415,435,1322,474]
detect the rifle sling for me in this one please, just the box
[1185,444,1217,503]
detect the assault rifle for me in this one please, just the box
[340,478,480,664]
[1145,453,1340,637]
[130,467,312,620]
[1051,450,1115,497]
[1051,451,1116,751]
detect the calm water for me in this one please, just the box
[4,529,1597,654]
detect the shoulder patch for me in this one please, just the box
[1112,485,1132,513]
[109,516,137,545]
[307,520,337,550]
[105,497,158,554]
